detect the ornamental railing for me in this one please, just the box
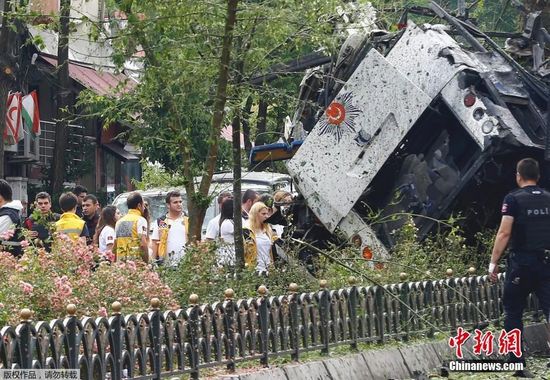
[0,272,542,380]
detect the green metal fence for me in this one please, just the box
[0,272,541,379]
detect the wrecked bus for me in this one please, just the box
[252,2,550,260]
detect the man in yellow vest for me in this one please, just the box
[114,192,149,263]
[55,192,89,243]
[151,190,188,266]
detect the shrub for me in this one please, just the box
[159,243,319,304]
[0,234,178,326]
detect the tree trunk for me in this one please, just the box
[232,110,245,269]
[51,0,71,195]
[251,96,269,171]
[0,80,10,179]
[0,0,16,178]
[255,96,268,146]
[187,0,238,242]
[242,96,253,156]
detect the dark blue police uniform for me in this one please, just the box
[501,185,550,363]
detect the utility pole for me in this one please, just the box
[51,0,71,195]
[0,0,17,178]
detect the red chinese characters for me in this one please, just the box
[498,329,522,358]
[449,328,522,358]
[449,327,471,358]
[473,330,494,356]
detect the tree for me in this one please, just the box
[51,0,71,195]
[82,0,341,246]
[0,0,23,178]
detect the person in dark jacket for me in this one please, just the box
[489,158,550,378]
[0,179,23,257]
[73,185,88,218]
[24,192,59,252]
[82,194,100,243]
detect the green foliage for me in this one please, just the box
[133,161,187,190]
[159,243,319,304]
[159,214,496,307]
[79,0,346,177]
[314,216,495,287]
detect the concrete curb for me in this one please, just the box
[216,323,549,380]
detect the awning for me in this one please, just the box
[103,142,139,161]
[40,54,136,96]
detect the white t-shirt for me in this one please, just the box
[220,219,235,244]
[136,217,148,236]
[217,219,235,265]
[205,214,221,240]
[272,224,284,238]
[151,215,187,266]
[255,231,272,272]
[98,226,116,252]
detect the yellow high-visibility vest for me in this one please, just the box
[115,209,146,261]
[55,213,85,241]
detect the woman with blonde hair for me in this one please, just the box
[244,201,278,274]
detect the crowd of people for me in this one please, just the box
[0,179,295,275]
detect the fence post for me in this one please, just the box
[468,268,480,325]
[110,301,123,380]
[424,281,435,338]
[347,277,358,350]
[149,298,162,380]
[188,294,201,380]
[65,304,79,368]
[288,283,300,361]
[223,289,236,373]
[399,273,410,341]
[18,309,33,369]
[319,279,330,355]
[446,269,457,333]
[375,286,385,343]
[258,285,269,367]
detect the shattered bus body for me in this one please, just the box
[282,5,549,259]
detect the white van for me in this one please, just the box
[112,171,291,235]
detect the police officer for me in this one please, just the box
[489,158,550,377]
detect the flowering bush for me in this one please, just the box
[0,233,179,326]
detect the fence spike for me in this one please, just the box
[20,308,32,322]
[189,294,199,305]
[225,288,235,300]
[66,304,77,317]
[289,283,299,293]
[150,297,161,310]
[112,301,122,315]
[258,285,268,296]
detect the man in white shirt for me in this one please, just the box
[0,179,23,257]
[241,189,259,221]
[204,191,232,241]
[151,191,188,266]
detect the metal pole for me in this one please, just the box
[457,0,466,18]
[430,1,487,52]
